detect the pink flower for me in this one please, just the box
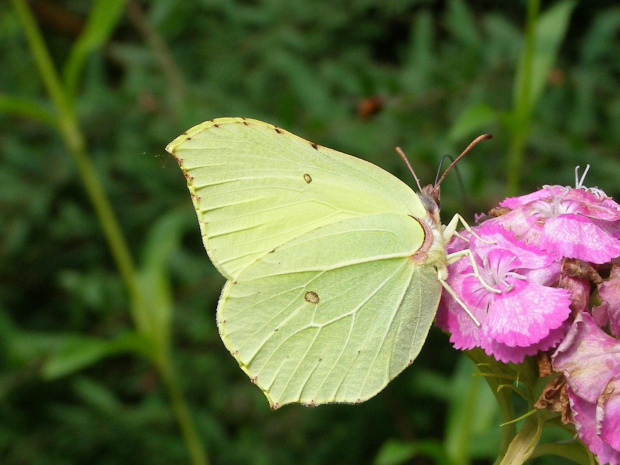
[436,224,571,363]
[552,313,620,465]
[494,186,620,264]
[438,177,620,463]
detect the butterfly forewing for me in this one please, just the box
[166,118,428,280]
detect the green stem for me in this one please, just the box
[12,2,209,464]
[158,352,209,465]
[10,0,144,321]
[506,0,540,195]
[493,393,517,464]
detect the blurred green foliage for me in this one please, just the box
[1,0,619,464]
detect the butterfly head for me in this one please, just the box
[420,184,441,211]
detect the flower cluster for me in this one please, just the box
[436,175,620,464]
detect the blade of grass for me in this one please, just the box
[0,94,57,127]
[10,0,143,319]
[506,0,576,194]
[62,0,129,98]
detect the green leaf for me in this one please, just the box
[531,439,596,465]
[0,310,68,367]
[513,0,576,112]
[445,354,501,464]
[42,332,152,379]
[449,103,497,142]
[374,439,452,465]
[580,7,620,63]
[401,10,434,93]
[0,94,57,126]
[445,0,482,50]
[62,0,129,97]
[374,439,417,465]
[135,210,190,345]
[499,414,544,465]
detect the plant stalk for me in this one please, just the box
[11,2,209,463]
[10,0,145,320]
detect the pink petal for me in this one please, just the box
[598,267,620,337]
[471,223,556,270]
[559,275,591,313]
[569,387,620,465]
[481,338,539,363]
[481,324,568,363]
[522,261,562,287]
[593,302,611,328]
[499,186,566,209]
[541,214,620,264]
[445,230,472,255]
[483,279,571,347]
[553,313,620,402]
[436,259,486,350]
[564,189,620,221]
[600,378,620,451]
[493,208,544,244]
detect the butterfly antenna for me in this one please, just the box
[436,154,472,212]
[434,154,452,185]
[396,146,424,191]
[435,134,493,188]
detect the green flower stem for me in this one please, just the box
[507,0,540,195]
[11,2,209,464]
[10,0,144,319]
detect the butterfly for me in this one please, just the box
[166,117,489,409]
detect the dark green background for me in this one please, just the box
[2,1,619,464]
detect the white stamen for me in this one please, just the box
[574,164,607,198]
[575,164,591,190]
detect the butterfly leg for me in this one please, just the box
[442,213,494,244]
[447,248,501,295]
[437,275,481,327]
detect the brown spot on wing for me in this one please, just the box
[305,291,319,304]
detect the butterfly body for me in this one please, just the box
[167,117,449,407]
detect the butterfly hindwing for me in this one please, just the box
[218,213,441,407]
